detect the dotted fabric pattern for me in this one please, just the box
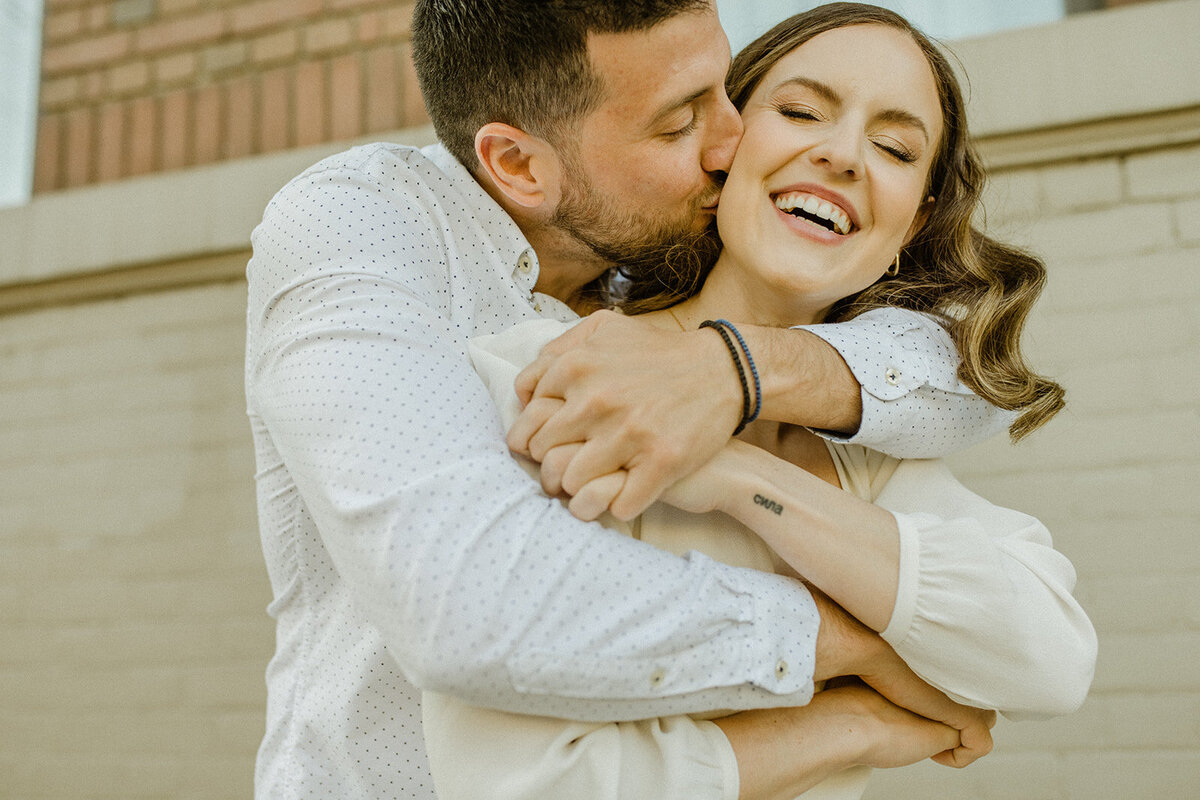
[247,144,817,798]
[801,307,1018,458]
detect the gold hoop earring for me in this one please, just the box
[887,252,901,277]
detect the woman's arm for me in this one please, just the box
[664,441,1097,717]
[508,307,1015,520]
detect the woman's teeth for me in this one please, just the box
[773,193,852,235]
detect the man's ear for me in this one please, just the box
[474,123,562,210]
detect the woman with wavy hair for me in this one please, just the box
[423,5,1092,799]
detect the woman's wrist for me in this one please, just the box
[705,440,763,515]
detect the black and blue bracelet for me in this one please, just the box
[700,319,762,435]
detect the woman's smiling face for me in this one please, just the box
[713,23,945,325]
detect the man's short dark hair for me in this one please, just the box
[411,0,712,170]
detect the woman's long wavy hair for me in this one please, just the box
[618,2,1063,440]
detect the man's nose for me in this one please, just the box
[701,95,744,176]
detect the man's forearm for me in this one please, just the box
[738,325,862,434]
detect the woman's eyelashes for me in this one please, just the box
[873,138,917,163]
[778,104,821,122]
[776,104,919,164]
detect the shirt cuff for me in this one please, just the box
[880,511,922,648]
[798,307,959,403]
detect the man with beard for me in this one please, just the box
[244,1,1016,797]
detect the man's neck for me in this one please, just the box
[530,242,612,314]
[473,166,609,313]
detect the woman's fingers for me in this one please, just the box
[539,443,583,497]
[568,472,628,522]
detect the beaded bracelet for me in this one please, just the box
[715,319,762,426]
[699,319,761,435]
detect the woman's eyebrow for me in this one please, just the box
[874,108,930,144]
[775,75,841,106]
[775,75,930,143]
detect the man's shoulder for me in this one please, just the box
[286,141,462,193]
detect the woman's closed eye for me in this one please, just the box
[873,137,917,163]
[778,104,822,122]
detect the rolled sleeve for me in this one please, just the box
[799,307,1017,458]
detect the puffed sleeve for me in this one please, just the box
[875,458,1097,718]
[423,691,739,800]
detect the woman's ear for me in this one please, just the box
[904,194,936,242]
[474,123,562,210]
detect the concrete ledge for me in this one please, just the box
[951,0,1200,137]
[0,126,436,290]
[0,250,249,317]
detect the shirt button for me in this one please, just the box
[532,301,542,313]
[885,367,900,386]
[775,659,789,679]
[650,668,666,688]
[517,253,533,274]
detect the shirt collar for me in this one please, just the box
[422,143,540,289]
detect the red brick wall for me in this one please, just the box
[34,0,425,194]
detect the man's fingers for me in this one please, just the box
[557,437,635,497]
[567,471,628,522]
[513,313,607,404]
[506,397,563,457]
[539,443,583,497]
[513,354,552,407]
[525,395,617,463]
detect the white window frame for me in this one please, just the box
[0,0,44,208]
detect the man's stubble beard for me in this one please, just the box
[549,152,722,282]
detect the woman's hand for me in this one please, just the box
[857,644,996,768]
[543,438,760,523]
[820,683,965,770]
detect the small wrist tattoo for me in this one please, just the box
[753,494,784,516]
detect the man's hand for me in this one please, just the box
[509,310,742,520]
[811,587,996,768]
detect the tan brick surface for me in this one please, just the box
[0,282,268,799]
[33,0,421,191]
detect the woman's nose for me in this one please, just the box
[808,126,864,178]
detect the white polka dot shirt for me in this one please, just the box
[244,142,1013,798]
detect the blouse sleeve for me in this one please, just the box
[874,458,1097,718]
[422,691,739,800]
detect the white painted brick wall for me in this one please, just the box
[0,281,269,798]
[866,141,1200,799]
